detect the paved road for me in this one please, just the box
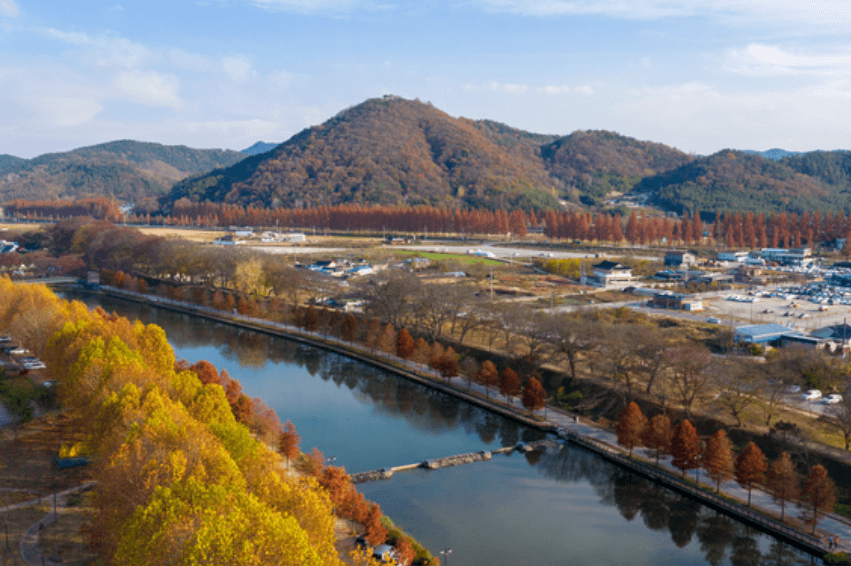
[392,243,660,262]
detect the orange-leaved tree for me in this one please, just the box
[642,413,672,465]
[703,430,734,494]
[734,442,767,507]
[765,452,800,522]
[476,360,499,398]
[799,464,836,534]
[522,377,546,415]
[395,328,415,359]
[615,401,646,457]
[499,367,521,403]
[278,420,301,468]
[670,419,701,479]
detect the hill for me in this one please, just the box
[0,140,245,203]
[743,148,801,161]
[632,150,844,214]
[165,96,566,212]
[540,130,693,206]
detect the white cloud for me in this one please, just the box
[474,0,851,26]
[537,85,570,94]
[464,81,528,94]
[575,84,594,95]
[612,80,851,153]
[29,96,104,127]
[114,70,182,107]
[170,48,213,71]
[725,43,851,77]
[42,28,157,70]
[222,55,255,82]
[0,0,18,17]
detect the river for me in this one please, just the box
[60,291,812,566]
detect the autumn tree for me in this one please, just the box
[433,346,459,380]
[799,464,836,534]
[642,413,672,465]
[765,452,800,522]
[499,367,521,403]
[363,503,388,546]
[615,402,646,457]
[410,337,432,366]
[702,430,734,494]
[522,376,546,415]
[278,420,301,468]
[670,419,701,478]
[342,314,360,343]
[364,318,382,352]
[377,324,396,355]
[734,442,767,506]
[476,360,499,398]
[395,328,415,359]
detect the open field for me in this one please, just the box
[393,249,504,266]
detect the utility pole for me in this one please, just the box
[490,264,494,301]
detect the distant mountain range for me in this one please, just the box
[4,97,851,216]
[241,141,279,155]
[0,140,244,206]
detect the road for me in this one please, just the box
[392,242,660,262]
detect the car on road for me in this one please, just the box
[786,385,801,394]
[802,389,823,400]
[824,394,843,405]
[706,317,720,324]
[22,360,46,370]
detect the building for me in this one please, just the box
[664,251,698,268]
[213,235,244,246]
[734,323,804,345]
[759,247,813,266]
[0,240,18,254]
[718,250,749,263]
[647,292,703,311]
[591,261,633,286]
[810,323,851,345]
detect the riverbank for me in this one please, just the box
[70,284,849,560]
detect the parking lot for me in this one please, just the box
[702,294,851,331]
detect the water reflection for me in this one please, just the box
[533,444,812,566]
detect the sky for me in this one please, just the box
[2,0,851,158]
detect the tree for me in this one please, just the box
[432,346,458,380]
[734,442,767,507]
[712,359,760,427]
[826,393,851,450]
[342,314,360,343]
[499,367,521,403]
[799,464,836,534]
[702,430,734,494]
[642,413,672,465]
[670,419,701,478]
[476,360,499,398]
[395,328,415,359]
[615,402,646,457]
[765,452,800,522]
[522,377,546,415]
[0,378,38,440]
[278,420,301,468]
[363,503,388,546]
[377,324,396,355]
[410,337,431,366]
[667,344,713,417]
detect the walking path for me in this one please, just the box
[2,482,95,566]
[86,286,851,557]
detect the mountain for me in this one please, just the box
[163,96,698,213]
[241,141,279,155]
[632,150,844,214]
[540,130,693,206]
[743,149,801,161]
[0,140,245,204]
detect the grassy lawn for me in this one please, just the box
[0,504,51,566]
[37,491,97,566]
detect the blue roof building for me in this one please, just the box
[734,323,802,344]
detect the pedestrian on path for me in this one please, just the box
[829,537,834,549]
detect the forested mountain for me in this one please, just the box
[540,130,693,205]
[779,151,851,189]
[0,140,244,203]
[743,149,801,161]
[165,96,567,212]
[634,150,844,214]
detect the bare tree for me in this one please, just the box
[363,271,421,329]
[545,311,601,380]
[711,358,762,427]
[667,344,713,417]
[826,386,851,450]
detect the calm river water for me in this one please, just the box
[61,291,812,566]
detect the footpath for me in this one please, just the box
[80,285,851,558]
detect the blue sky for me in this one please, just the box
[2,0,851,158]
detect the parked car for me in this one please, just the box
[706,317,720,324]
[785,385,801,394]
[22,361,46,370]
[8,347,28,355]
[802,389,823,400]
[824,394,843,405]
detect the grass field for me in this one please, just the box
[394,249,503,266]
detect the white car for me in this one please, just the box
[785,385,801,394]
[802,389,822,401]
[824,394,843,405]
[22,361,46,370]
